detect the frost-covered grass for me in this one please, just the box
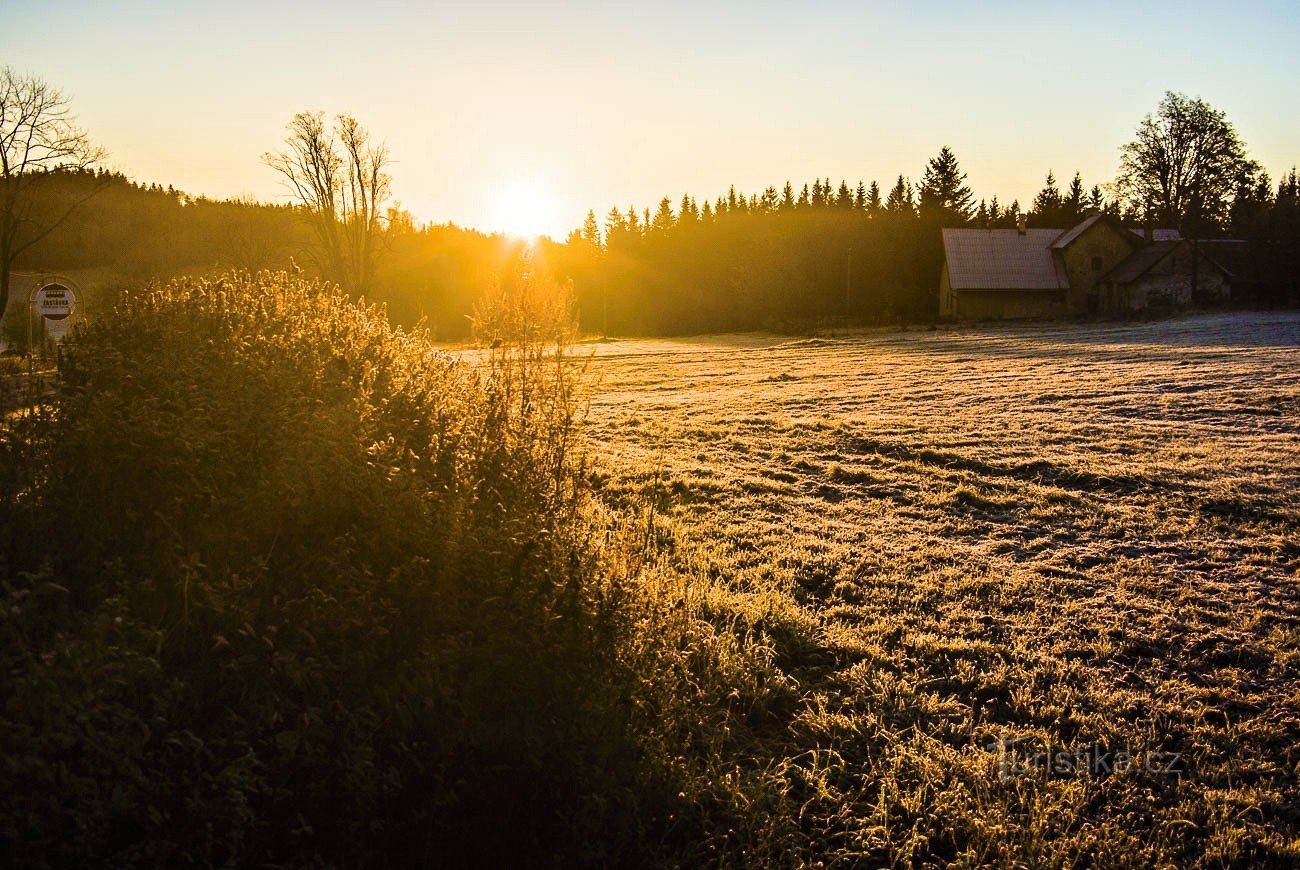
[585,311,1300,866]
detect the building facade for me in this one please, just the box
[940,215,1227,321]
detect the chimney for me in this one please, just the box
[1016,214,1027,235]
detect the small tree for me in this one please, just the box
[0,68,105,320]
[263,112,391,296]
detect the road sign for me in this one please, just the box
[34,282,76,321]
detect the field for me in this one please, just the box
[584,312,1300,864]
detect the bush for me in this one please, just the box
[0,271,648,865]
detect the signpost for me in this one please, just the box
[34,282,76,321]
[27,276,81,362]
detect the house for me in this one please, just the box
[939,214,1229,320]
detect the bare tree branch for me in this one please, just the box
[0,67,105,322]
[262,112,391,296]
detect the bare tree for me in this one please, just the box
[0,67,105,320]
[1117,91,1258,235]
[263,112,391,295]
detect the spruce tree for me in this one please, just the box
[651,197,674,235]
[1088,185,1105,214]
[886,175,915,215]
[837,179,853,208]
[1032,171,1063,225]
[917,146,976,224]
[678,194,697,226]
[781,181,795,210]
[855,180,867,210]
[866,180,882,212]
[581,209,601,248]
[1063,172,1086,224]
[604,207,624,236]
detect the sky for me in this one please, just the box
[4,1,1298,239]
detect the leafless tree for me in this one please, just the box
[0,67,105,320]
[263,112,391,295]
[1117,92,1258,235]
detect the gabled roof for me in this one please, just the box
[1101,239,1229,285]
[1049,213,1168,250]
[1100,240,1181,284]
[1050,214,1109,249]
[942,228,1064,290]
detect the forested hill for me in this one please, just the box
[8,169,530,340]
[12,162,1300,340]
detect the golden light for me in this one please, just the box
[490,179,557,240]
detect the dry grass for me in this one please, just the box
[585,312,1300,866]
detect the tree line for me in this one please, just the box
[3,72,1297,340]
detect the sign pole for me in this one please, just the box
[25,276,81,405]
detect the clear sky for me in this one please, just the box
[4,1,1298,238]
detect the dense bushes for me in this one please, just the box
[0,272,653,864]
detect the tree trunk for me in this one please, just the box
[0,260,10,334]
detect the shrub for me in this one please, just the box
[0,271,644,865]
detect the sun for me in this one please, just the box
[491,179,557,240]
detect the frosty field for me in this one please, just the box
[584,312,1300,865]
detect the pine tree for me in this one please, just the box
[988,196,1002,224]
[650,198,673,235]
[798,184,811,208]
[781,181,795,210]
[1063,172,1086,224]
[604,207,624,234]
[866,180,882,212]
[1229,170,1273,238]
[917,146,976,224]
[837,179,853,208]
[886,175,915,215]
[701,200,714,221]
[1032,171,1063,225]
[678,194,698,226]
[626,206,641,237]
[812,179,825,207]
[975,199,989,226]
[1087,185,1105,215]
[581,209,602,248]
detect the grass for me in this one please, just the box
[581,311,1300,866]
[2,290,1297,866]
